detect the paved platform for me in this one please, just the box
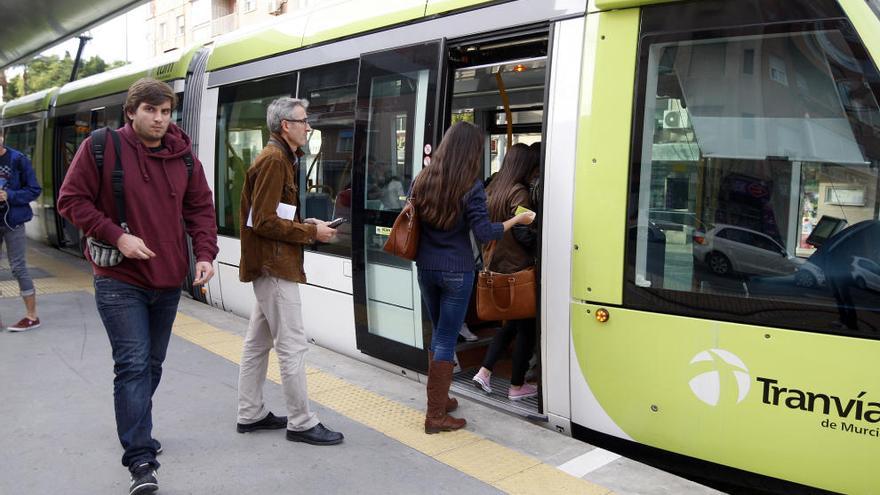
[0,242,723,495]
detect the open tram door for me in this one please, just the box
[351,41,446,373]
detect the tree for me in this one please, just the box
[2,53,126,100]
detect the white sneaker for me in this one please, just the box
[459,323,478,342]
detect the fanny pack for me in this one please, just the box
[86,128,127,267]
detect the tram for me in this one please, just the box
[3,1,879,493]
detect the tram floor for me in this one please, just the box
[0,240,724,495]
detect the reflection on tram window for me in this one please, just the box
[3,122,37,160]
[298,59,358,258]
[215,73,296,237]
[363,72,426,213]
[630,28,880,334]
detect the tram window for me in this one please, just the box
[297,59,358,258]
[869,0,880,20]
[3,122,37,160]
[215,74,296,237]
[628,17,880,337]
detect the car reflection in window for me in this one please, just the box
[693,224,803,277]
[792,220,880,329]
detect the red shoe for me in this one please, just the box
[8,317,40,332]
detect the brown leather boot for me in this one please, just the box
[425,360,466,434]
[428,353,458,412]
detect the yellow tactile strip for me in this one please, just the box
[3,247,611,494]
[172,313,613,495]
[0,247,94,298]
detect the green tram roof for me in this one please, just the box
[206,0,499,72]
[2,87,58,120]
[54,46,200,107]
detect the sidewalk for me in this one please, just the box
[0,242,722,494]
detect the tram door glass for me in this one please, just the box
[352,42,442,370]
[363,70,429,347]
[297,60,358,258]
[55,112,91,248]
[628,24,880,336]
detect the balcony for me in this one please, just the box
[211,13,239,37]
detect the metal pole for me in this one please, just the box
[69,34,92,82]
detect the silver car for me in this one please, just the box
[693,224,804,276]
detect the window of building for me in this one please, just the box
[297,59,358,258]
[159,22,166,40]
[177,15,185,37]
[215,74,297,237]
[244,0,257,12]
[628,1,880,338]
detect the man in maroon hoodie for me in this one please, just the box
[57,78,218,495]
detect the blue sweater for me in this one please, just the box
[416,180,504,272]
[0,146,41,228]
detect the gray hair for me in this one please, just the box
[266,97,309,134]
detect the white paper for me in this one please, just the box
[246,202,296,227]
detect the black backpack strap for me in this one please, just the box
[89,127,111,202]
[107,129,129,233]
[183,153,193,178]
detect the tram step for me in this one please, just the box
[451,368,543,420]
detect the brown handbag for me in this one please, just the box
[476,241,537,321]
[383,199,420,260]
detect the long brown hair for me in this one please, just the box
[486,143,537,221]
[412,122,483,230]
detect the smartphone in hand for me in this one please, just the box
[326,217,348,228]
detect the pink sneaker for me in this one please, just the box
[508,383,538,401]
[8,317,40,332]
[472,370,492,394]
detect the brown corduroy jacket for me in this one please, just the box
[239,135,317,283]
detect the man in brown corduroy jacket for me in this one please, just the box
[236,97,344,446]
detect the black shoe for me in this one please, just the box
[237,412,288,433]
[129,463,158,495]
[286,423,344,445]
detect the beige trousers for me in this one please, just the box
[237,275,319,431]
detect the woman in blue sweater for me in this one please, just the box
[411,122,534,434]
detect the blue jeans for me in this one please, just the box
[0,225,34,296]
[94,276,181,472]
[417,269,474,363]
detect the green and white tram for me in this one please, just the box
[3,0,880,492]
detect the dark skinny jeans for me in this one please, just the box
[481,318,536,386]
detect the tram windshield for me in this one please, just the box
[632,27,880,333]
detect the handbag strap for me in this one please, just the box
[481,240,497,272]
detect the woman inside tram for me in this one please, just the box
[411,122,535,434]
[472,143,540,400]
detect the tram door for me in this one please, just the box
[351,41,445,373]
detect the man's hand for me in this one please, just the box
[117,233,156,260]
[192,261,215,285]
[0,190,7,202]
[315,223,336,243]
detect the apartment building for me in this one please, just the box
[148,0,327,55]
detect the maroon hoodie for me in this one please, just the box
[58,123,218,289]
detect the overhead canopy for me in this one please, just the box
[0,0,146,69]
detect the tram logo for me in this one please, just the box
[688,349,750,406]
